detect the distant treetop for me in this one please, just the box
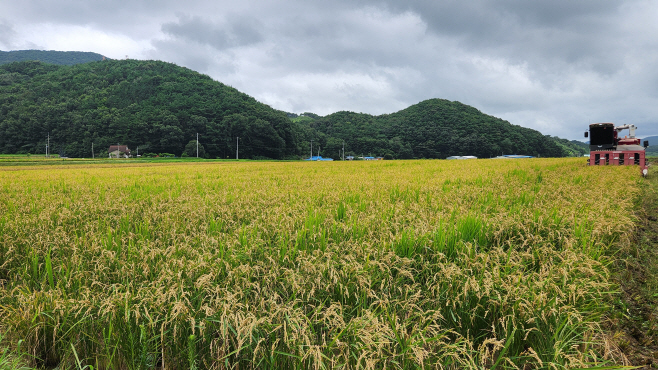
[0,50,106,66]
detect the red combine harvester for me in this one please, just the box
[585,123,649,176]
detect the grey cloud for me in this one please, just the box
[491,0,621,27]
[0,0,182,37]
[161,14,263,50]
[362,1,658,137]
[261,7,434,77]
[378,1,621,45]
[148,37,238,76]
[375,1,630,76]
[3,0,658,139]
[0,19,16,49]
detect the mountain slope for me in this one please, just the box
[549,137,589,157]
[0,58,573,159]
[642,135,658,146]
[0,60,297,158]
[295,99,567,159]
[0,50,106,65]
[643,136,658,156]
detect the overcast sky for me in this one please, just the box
[1,0,657,140]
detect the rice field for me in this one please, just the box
[0,158,643,369]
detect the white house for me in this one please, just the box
[108,145,131,158]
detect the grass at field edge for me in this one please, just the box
[607,158,658,367]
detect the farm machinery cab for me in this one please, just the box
[585,123,649,176]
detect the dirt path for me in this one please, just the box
[608,159,658,368]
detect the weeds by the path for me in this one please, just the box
[608,158,658,368]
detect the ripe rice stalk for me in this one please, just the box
[0,158,642,368]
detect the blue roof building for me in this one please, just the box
[305,156,334,161]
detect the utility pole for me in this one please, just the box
[46,133,49,158]
[196,133,199,158]
[342,140,345,161]
[92,142,94,159]
[117,142,120,158]
[236,137,239,160]
[310,140,313,160]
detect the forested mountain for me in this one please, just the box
[0,60,297,158]
[0,50,106,66]
[643,136,658,156]
[293,100,567,159]
[643,135,658,146]
[0,58,574,159]
[547,137,589,157]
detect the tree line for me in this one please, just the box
[0,59,577,159]
[291,100,581,160]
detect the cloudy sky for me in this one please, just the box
[1,0,657,140]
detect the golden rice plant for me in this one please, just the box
[0,158,642,369]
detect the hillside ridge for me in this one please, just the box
[0,50,106,66]
[0,58,577,158]
[294,98,582,159]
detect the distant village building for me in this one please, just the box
[305,155,333,161]
[494,155,534,159]
[108,145,131,158]
[446,156,477,160]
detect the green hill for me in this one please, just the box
[645,138,658,156]
[294,100,567,159]
[0,60,297,158]
[642,135,658,146]
[0,59,573,159]
[547,137,589,157]
[0,50,106,66]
